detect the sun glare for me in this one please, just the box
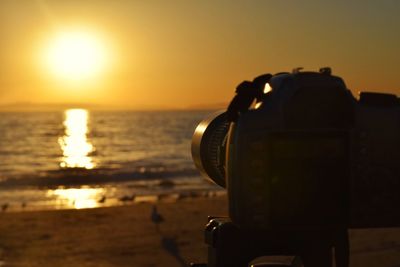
[59,109,95,169]
[44,30,109,81]
[48,187,105,209]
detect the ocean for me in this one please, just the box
[0,109,223,211]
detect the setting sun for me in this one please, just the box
[43,30,109,82]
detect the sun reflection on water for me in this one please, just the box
[48,187,104,209]
[59,109,95,169]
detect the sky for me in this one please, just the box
[0,0,399,110]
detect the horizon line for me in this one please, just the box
[0,101,227,112]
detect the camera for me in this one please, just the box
[192,68,400,230]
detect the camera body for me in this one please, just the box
[192,70,400,230]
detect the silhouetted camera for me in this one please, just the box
[192,68,400,230]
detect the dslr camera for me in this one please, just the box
[192,68,400,231]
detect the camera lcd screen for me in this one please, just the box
[271,136,346,160]
[267,131,349,164]
[265,131,349,228]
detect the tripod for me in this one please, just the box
[192,217,349,267]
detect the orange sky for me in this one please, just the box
[0,0,399,110]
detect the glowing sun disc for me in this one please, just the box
[44,31,108,81]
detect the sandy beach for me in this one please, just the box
[0,195,228,267]
[0,195,400,267]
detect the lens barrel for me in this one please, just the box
[191,111,230,188]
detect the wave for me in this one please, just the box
[0,166,201,188]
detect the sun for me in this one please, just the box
[44,30,109,82]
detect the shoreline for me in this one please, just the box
[0,172,223,213]
[0,185,225,213]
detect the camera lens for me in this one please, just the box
[191,111,230,188]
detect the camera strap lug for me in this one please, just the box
[227,74,272,122]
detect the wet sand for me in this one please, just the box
[0,196,399,267]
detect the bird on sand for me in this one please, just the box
[98,195,106,204]
[151,205,164,231]
[1,203,9,212]
[119,194,136,203]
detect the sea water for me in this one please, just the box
[0,109,223,211]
